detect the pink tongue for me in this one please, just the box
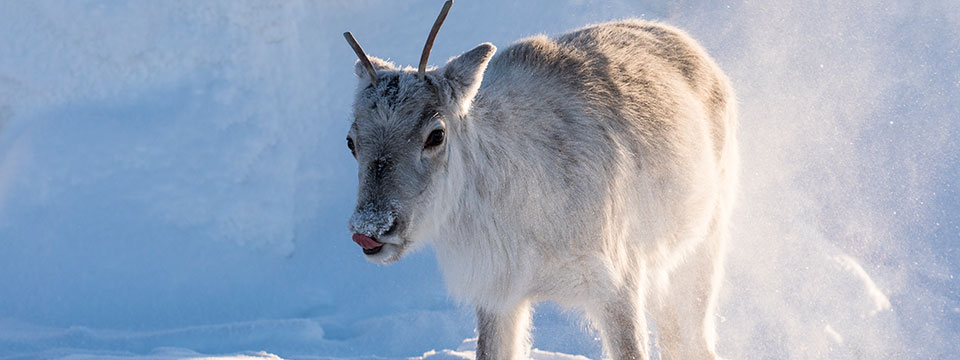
[352,233,384,250]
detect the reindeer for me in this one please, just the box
[343,1,737,359]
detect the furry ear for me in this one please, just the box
[439,43,497,114]
[354,56,396,85]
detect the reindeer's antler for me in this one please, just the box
[344,32,378,86]
[418,0,454,80]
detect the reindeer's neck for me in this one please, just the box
[432,94,503,227]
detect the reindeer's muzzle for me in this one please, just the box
[349,203,402,256]
[349,201,407,265]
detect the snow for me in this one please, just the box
[831,255,892,315]
[349,201,399,237]
[1,0,958,359]
[50,350,283,360]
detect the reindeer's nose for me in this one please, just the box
[382,220,398,236]
[349,203,398,238]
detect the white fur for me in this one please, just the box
[347,19,737,360]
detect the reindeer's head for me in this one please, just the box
[344,0,496,264]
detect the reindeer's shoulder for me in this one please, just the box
[489,34,580,73]
[487,20,693,77]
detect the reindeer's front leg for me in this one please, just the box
[476,300,532,360]
[588,285,649,360]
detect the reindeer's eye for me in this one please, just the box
[346,137,356,157]
[424,129,445,149]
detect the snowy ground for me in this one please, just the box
[1,1,957,359]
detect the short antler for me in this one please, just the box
[418,0,454,80]
[344,32,378,86]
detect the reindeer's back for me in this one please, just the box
[478,19,735,170]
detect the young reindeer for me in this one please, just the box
[344,1,737,359]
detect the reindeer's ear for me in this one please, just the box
[354,56,396,85]
[439,43,496,113]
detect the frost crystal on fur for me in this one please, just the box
[349,202,396,237]
[345,18,738,360]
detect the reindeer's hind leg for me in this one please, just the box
[653,222,728,360]
[476,300,532,360]
[588,284,650,360]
